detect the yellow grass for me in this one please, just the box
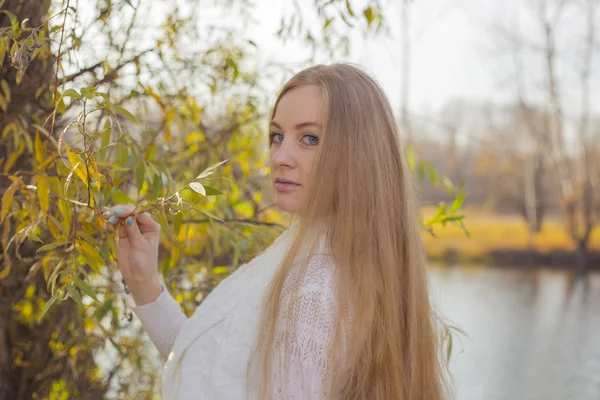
[420,208,600,262]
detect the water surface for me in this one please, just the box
[428,266,600,400]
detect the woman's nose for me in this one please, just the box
[271,142,296,168]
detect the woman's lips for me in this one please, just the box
[275,182,301,192]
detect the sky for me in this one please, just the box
[72,0,600,133]
[244,0,600,119]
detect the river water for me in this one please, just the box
[428,266,600,400]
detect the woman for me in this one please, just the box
[101,63,449,399]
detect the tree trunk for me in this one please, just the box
[0,1,105,398]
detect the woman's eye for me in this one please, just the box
[302,134,319,145]
[270,132,284,143]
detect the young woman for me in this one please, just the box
[101,63,449,399]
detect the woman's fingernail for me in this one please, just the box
[115,209,123,214]
[127,218,133,227]
[102,210,112,216]
[108,215,116,223]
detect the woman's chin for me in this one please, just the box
[275,198,302,214]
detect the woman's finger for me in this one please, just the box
[101,204,136,222]
[134,212,161,234]
[123,217,145,248]
[117,219,129,239]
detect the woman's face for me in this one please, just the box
[269,84,324,213]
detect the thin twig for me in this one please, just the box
[22,185,91,208]
[49,0,71,138]
[184,218,287,229]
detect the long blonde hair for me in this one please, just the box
[250,64,450,399]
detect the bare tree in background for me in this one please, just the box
[537,0,598,274]
[486,0,599,272]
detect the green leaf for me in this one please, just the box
[457,220,471,238]
[446,326,453,361]
[152,173,162,198]
[363,6,375,28]
[426,204,447,226]
[36,241,70,254]
[174,210,183,236]
[1,10,18,34]
[443,177,455,195]
[93,299,113,321]
[406,147,416,171]
[113,105,139,126]
[67,285,82,305]
[135,163,146,190]
[345,0,355,17]
[427,163,438,184]
[203,185,224,196]
[449,192,466,215]
[100,119,111,150]
[198,208,223,223]
[112,190,135,204]
[96,320,125,356]
[80,87,96,100]
[62,89,82,101]
[195,159,229,180]
[189,182,206,196]
[39,292,59,322]
[185,201,223,223]
[73,277,99,303]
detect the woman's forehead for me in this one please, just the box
[273,85,324,126]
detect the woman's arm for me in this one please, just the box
[128,283,188,359]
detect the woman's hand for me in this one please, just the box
[101,204,163,306]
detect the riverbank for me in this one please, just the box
[421,209,600,269]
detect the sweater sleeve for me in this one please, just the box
[127,283,188,359]
[273,254,338,400]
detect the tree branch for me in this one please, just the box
[60,48,153,84]
[184,218,287,230]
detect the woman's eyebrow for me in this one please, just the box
[270,121,322,130]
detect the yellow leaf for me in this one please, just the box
[65,143,88,187]
[37,174,49,212]
[1,218,10,248]
[3,140,24,173]
[0,257,11,281]
[211,266,230,275]
[47,215,61,240]
[1,178,22,223]
[233,201,254,219]
[77,240,105,273]
[0,80,10,102]
[164,107,176,142]
[87,151,101,179]
[34,132,44,165]
[0,93,7,112]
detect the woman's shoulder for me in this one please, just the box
[304,253,336,284]
[283,253,337,299]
